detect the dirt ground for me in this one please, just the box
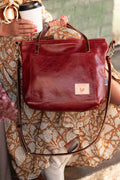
[65,150,120,180]
[80,163,120,180]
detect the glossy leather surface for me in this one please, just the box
[21,38,108,111]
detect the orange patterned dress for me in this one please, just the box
[0,1,120,179]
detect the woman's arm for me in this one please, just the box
[110,77,120,106]
[0,19,37,37]
[106,70,120,106]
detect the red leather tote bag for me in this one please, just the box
[20,23,109,112]
[17,22,113,156]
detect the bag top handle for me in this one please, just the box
[35,18,90,54]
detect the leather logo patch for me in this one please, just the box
[75,83,89,95]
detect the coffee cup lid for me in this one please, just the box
[19,1,42,11]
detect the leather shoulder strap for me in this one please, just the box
[17,48,112,157]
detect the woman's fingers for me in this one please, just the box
[16,19,37,35]
[1,19,37,37]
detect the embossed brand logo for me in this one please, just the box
[75,83,89,95]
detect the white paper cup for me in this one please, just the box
[19,1,43,33]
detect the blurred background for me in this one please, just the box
[43,0,120,72]
[43,1,120,179]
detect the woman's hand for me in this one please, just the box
[0,19,37,37]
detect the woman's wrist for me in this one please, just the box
[0,23,8,37]
[0,22,4,36]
